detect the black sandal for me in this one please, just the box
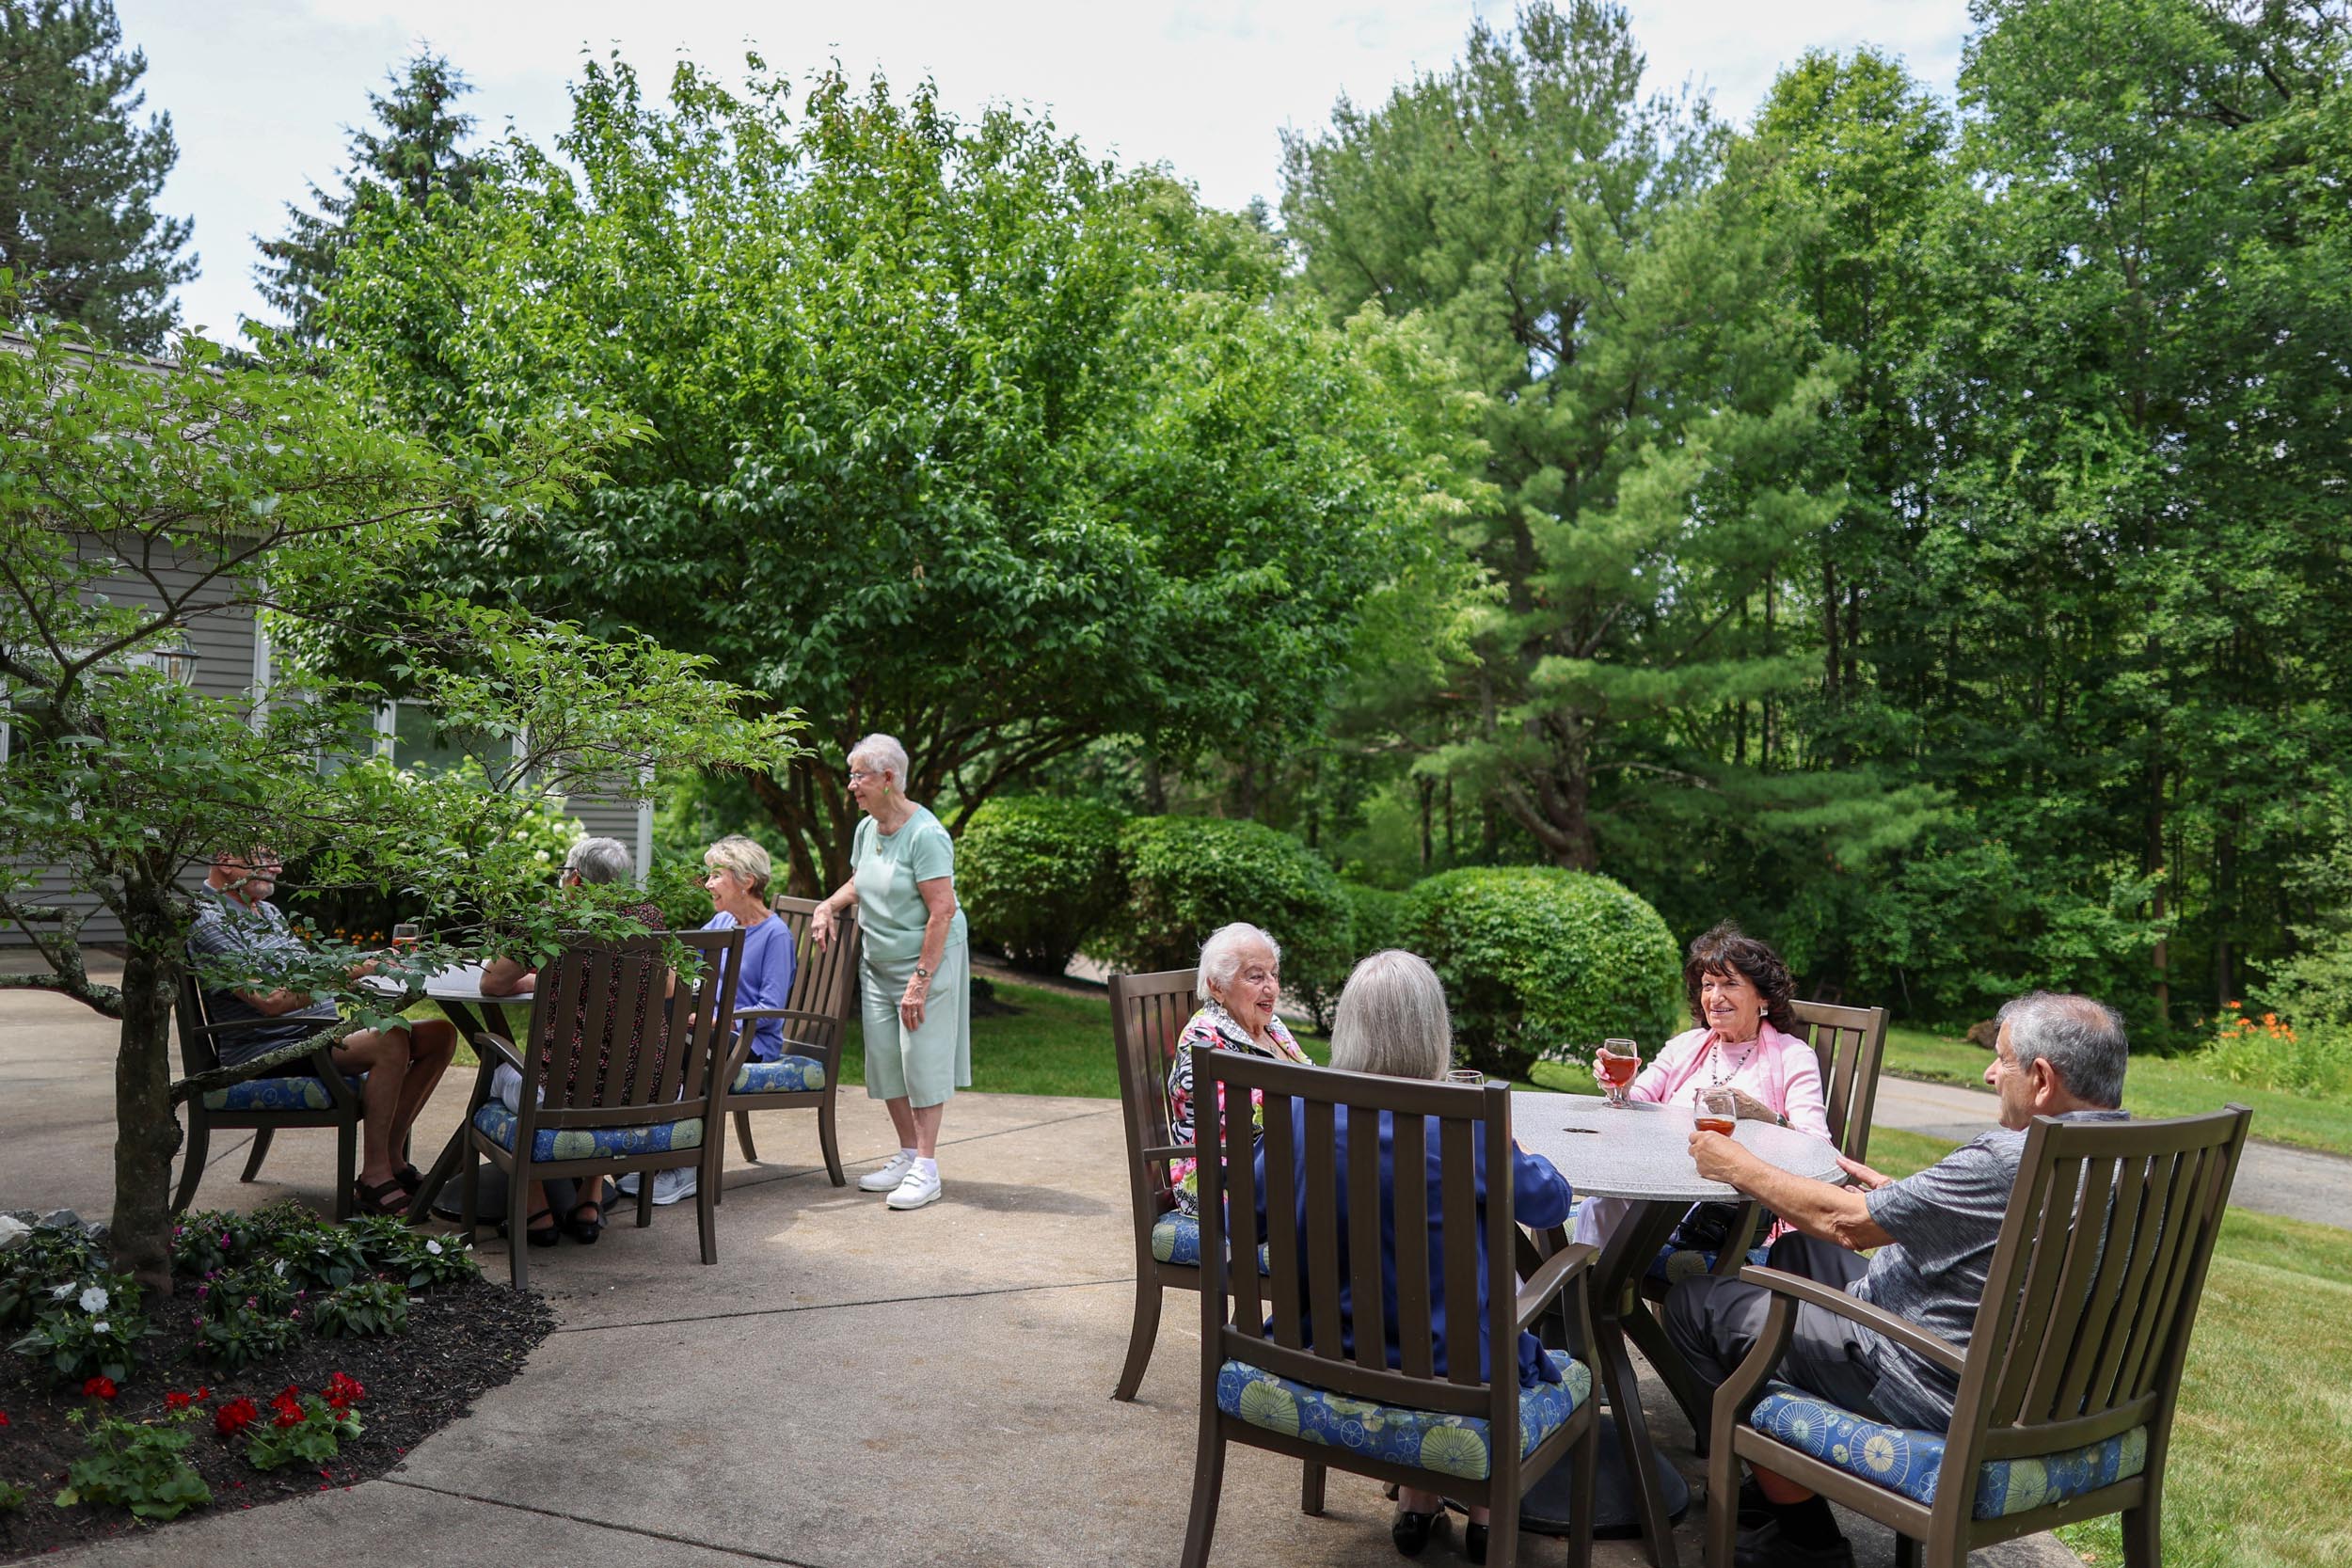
[520,1207,561,1248]
[392,1163,424,1196]
[565,1198,605,1245]
[1391,1506,1447,1558]
[353,1177,410,1217]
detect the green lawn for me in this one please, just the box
[1883,1025,2352,1160]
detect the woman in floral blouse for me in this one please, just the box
[1166,922,1312,1215]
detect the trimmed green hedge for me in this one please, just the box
[957,795,1129,973]
[1405,866,1680,1079]
[1295,880,1413,1028]
[1100,816,1353,1001]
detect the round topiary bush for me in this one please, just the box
[955,795,1129,973]
[1295,880,1413,1028]
[1102,816,1353,1004]
[1404,866,1681,1079]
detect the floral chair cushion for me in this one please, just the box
[1217,1350,1591,1482]
[1748,1386,2148,1519]
[470,1101,704,1163]
[1151,1212,1272,1274]
[730,1054,827,1095]
[199,1074,365,1113]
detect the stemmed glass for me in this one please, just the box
[1597,1038,1641,1107]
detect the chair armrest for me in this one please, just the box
[730,1006,790,1022]
[1516,1243,1597,1333]
[470,1031,525,1071]
[1732,1264,1966,1375]
[1140,1144,1191,1165]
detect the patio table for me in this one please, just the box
[1509,1091,1848,1568]
[392,964,527,1223]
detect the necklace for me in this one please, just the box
[1708,1034,1758,1086]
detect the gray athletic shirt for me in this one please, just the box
[1851,1109,2131,1431]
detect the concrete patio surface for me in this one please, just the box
[5,976,2081,1567]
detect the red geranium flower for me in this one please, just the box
[82,1376,116,1401]
[164,1389,197,1412]
[270,1386,307,1428]
[215,1396,260,1438]
[322,1372,366,1411]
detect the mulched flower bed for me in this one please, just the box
[0,1259,552,1560]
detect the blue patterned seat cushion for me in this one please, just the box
[470,1101,704,1163]
[730,1054,827,1094]
[1218,1350,1592,1481]
[1749,1386,2148,1519]
[1654,1244,1771,1288]
[200,1074,365,1112]
[1151,1212,1271,1273]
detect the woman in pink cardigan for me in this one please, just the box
[1572,922,1831,1248]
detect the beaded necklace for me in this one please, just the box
[1707,1032,1759,1086]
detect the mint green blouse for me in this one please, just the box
[851,803,968,966]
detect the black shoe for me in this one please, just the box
[510,1207,560,1248]
[1737,1475,1772,1530]
[1734,1517,1854,1568]
[1464,1521,1489,1564]
[1391,1506,1448,1558]
[564,1199,605,1245]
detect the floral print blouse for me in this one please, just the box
[1166,999,1311,1216]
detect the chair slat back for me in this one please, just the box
[520,927,745,1126]
[1951,1107,2250,1458]
[1789,999,1888,1162]
[173,972,220,1076]
[1196,1048,1512,1421]
[770,894,861,1053]
[1109,969,1200,1217]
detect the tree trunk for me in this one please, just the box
[111,886,183,1291]
[1417,776,1435,870]
[2214,807,2238,1009]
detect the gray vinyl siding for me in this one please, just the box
[4,538,262,945]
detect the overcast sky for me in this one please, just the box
[113,1,1974,341]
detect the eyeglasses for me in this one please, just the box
[847,769,885,784]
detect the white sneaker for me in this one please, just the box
[858,1151,917,1193]
[885,1165,942,1211]
[615,1168,698,1206]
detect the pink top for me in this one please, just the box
[1627,1022,1833,1141]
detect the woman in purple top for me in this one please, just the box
[699,835,796,1060]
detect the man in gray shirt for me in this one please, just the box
[1665,991,2130,1568]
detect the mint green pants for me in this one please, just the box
[860,941,971,1108]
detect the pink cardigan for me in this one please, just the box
[1628,1022,1832,1141]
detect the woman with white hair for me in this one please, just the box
[808,735,969,1211]
[1164,922,1312,1218]
[1272,950,1576,1562]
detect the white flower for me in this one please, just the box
[274,1260,288,1276]
[49,1280,76,1301]
[424,1240,444,1256]
[78,1285,109,1314]
[0,1216,31,1252]
[92,1320,109,1334]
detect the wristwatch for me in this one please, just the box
[913,965,932,980]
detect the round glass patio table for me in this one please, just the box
[1507,1092,1848,1568]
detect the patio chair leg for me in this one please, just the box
[1568,1411,1597,1568]
[171,1117,209,1214]
[636,1171,655,1228]
[2121,1499,2160,1568]
[505,1164,532,1292]
[1894,1536,1921,1568]
[1486,1492,1519,1568]
[697,1169,719,1265]
[818,1094,846,1187]
[332,1118,356,1223]
[1177,1418,1225,1568]
[734,1107,758,1164]
[240,1128,275,1183]
[1112,1275,1163,1402]
[458,1143,480,1236]
[1705,1427,1740,1568]
[1300,1460,1325,1516]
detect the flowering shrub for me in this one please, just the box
[2198,1003,2352,1097]
[0,1222,99,1332]
[242,1380,363,1472]
[8,1273,148,1384]
[311,1279,409,1338]
[271,1226,373,1291]
[54,1406,212,1520]
[213,1396,260,1439]
[344,1214,479,1289]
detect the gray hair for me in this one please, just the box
[564,836,634,885]
[1198,922,1280,1004]
[703,834,772,900]
[1329,950,1453,1083]
[1997,990,2128,1109]
[848,733,909,788]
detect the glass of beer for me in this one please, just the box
[1695,1085,1738,1135]
[1597,1038,1641,1107]
[1447,1069,1485,1087]
[389,922,422,954]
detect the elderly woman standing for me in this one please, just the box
[809,735,969,1211]
[1165,922,1312,1217]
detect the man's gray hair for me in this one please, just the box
[564,836,634,885]
[1329,950,1452,1083]
[1198,923,1280,1003]
[1998,990,2128,1108]
[848,733,909,787]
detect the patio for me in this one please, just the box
[0,977,2078,1568]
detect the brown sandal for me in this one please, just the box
[353,1177,410,1217]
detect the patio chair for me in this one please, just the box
[1705,1104,2252,1568]
[1108,966,1204,1402]
[170,971,364,1221]
[458,927,745,1290]
[1182,1048,1601,1568]
[716,895,859,1196]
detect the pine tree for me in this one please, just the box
[0,0,194,353]
[254,50,486,342]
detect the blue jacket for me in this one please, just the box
[1253,1100,1576,1386]
[705,910,796,1060]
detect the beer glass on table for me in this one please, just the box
[1694,1085,1738,1136]
[389,922,421,956]
[1597,1038,1641,1107]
